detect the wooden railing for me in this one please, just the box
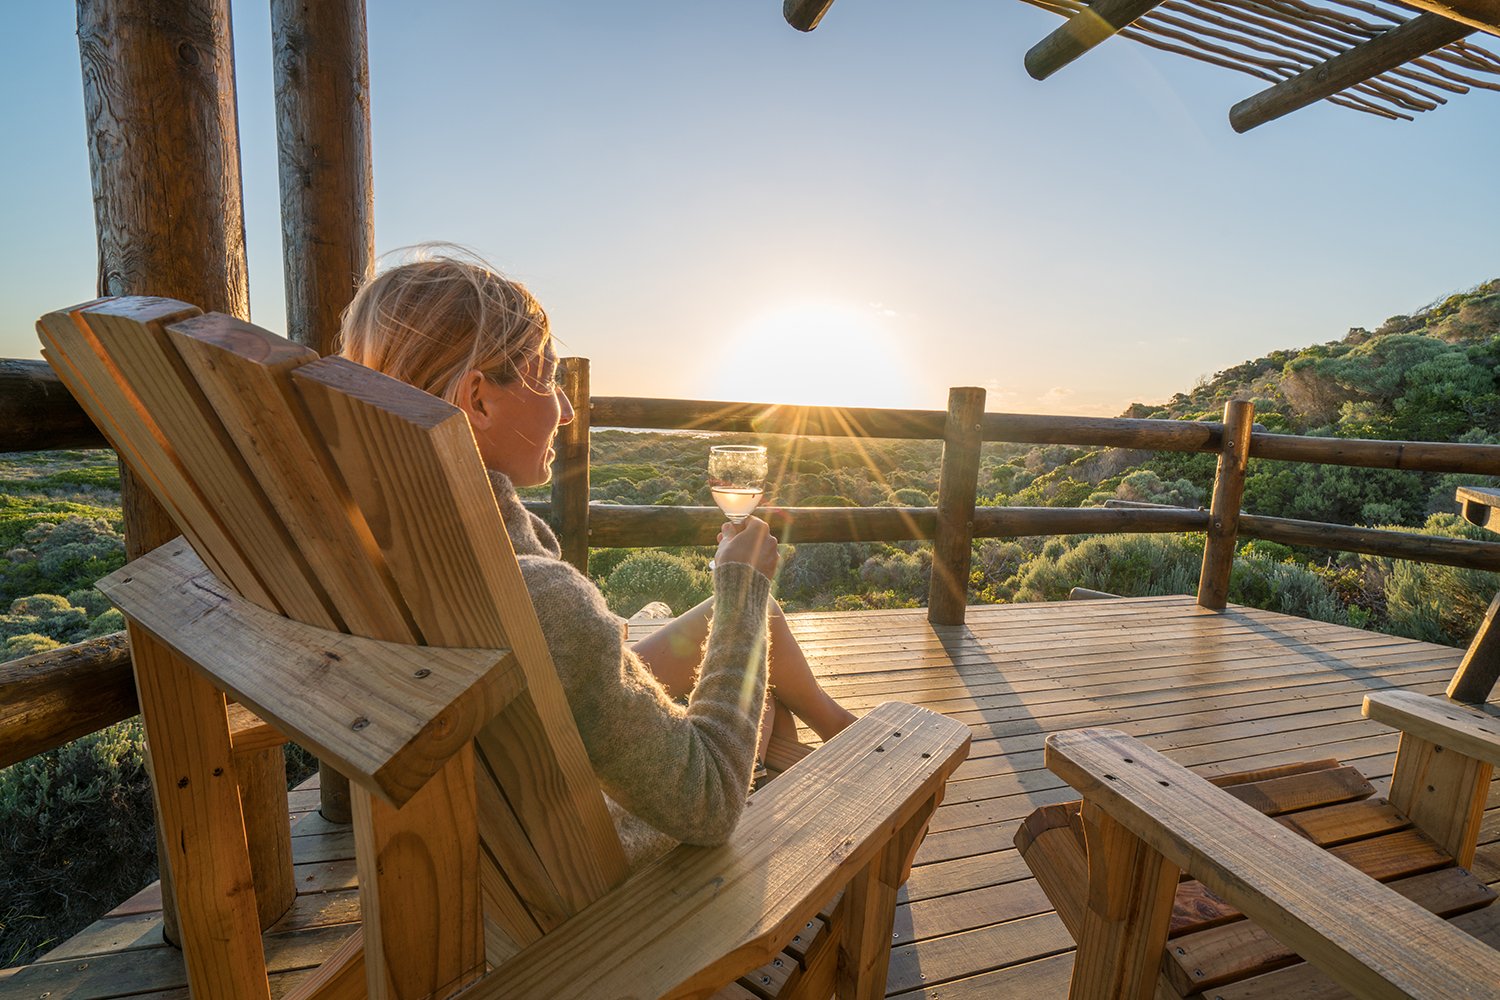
[4,355,1500,773]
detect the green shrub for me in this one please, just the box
[604,551,710,616]
[0,721,156,966]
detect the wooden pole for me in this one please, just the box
[930,387,986,626]
[1025,0,1168,80]
[785,0,838,31]
[270,0,372,824]
[1369,0,1500,38]
[271,0,373,354]
[1197,399,1255,610]
[552,357,592,573]
[1230,14,1473,132]
[76,0,263,973]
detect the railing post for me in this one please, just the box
[553,357,592,573]
[930,386,986,625]
[1197,399,1255,610]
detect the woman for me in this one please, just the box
[339,249,855,866]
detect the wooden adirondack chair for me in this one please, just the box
[1015,690,1500,998]
[37,296,971,1000]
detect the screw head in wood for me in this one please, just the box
[414,668,431,679]
[351,717,370,731]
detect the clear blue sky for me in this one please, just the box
[3,1,1497,414]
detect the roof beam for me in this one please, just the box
[784,0,837,32]
[1025,0,1170,80]
[1389,0,1500,37]
[1230,13,1474,131]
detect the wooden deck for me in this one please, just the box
[3,594,1496,999]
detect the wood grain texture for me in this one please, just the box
[1364,689,1500,765]
[80,302,341,622]
[96,543,521,805]
[1376,0,1500,37]
[1068,801,1179,1000]
[836,803,935,999]
[0,358,108,450]
[476,703,970,1000]
[551,357,590,572]
[930,387,986,626]
[0,631,133,769]
[1449,591,1500,703]
[1198,399,1254,610]
[234,743,297,929]
[1230,14,1473,132]
[270,0,373,355]
[126,626,270,999]
[1045,727,1500,998]
[1386,731,1493,867]
[1025,0,1168,79]
[1249,430,1500,474]
[1238,511,1500,570]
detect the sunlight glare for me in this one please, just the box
[704,301,926,408]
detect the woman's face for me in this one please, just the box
[458,345,574,487]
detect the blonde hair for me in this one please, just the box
[337,245,551,405]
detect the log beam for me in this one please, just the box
[1385,0,1500,37]
[0,359,108,451]
[784,0,838,31]
[1230,14,1474,132]
[1025,0,1169,80]
[552,357,591,573]
[0,632,134,770]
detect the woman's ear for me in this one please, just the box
[455,369,492,428]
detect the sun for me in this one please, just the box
[703,301,924,409]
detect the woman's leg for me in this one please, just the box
[631,598,856,742]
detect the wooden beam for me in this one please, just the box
[0,632,133,770]
[1025,0,1169,80]
[784,0,837,32]
[0,359,108,451]
[270,0,373,355]
[1230,14,1474,132]
[1384,0,1500,38]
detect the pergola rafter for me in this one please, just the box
[783,0,1500,129]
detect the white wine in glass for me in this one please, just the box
[709,445,767,524]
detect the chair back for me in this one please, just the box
[38,297,628,995]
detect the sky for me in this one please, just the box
[2,1,1498,416]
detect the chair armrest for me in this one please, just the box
[97,541,523,806]
[474,702,970,1000]
[1363,690,1500,766]
[1046,728,1500,1000]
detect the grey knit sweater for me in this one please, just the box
[488,472,771,868]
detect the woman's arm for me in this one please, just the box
[519,554,773,845]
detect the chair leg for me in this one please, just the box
[1388,732,1493,868]
[131,626,271,999]
[233,743,297,929]
[834,797,935,1000]
[1068,800,1179,1000]
[1448,591,1500,703]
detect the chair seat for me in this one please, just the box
[1017,758,1499,999]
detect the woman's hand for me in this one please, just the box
[715,516,779,580]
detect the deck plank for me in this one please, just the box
[6,596,1491,999]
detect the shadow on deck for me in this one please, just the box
[4,595,1494,999]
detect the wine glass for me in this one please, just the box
[709,445,768,524]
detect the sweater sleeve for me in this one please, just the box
[519,556,772,845]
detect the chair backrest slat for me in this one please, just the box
[166,314,418,640]
[38,301,267,602]
[75,301,342,625]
